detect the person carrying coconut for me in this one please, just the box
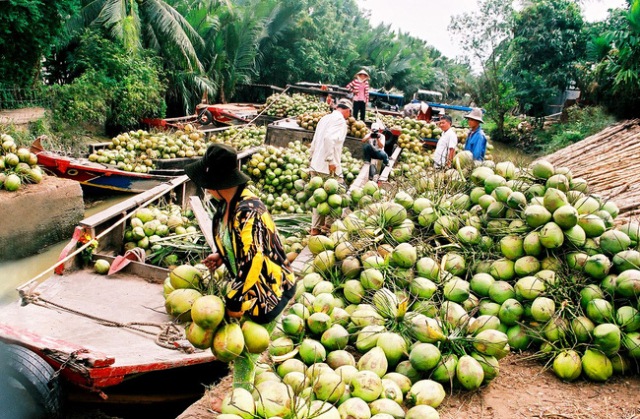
[346,69,370,121]
[463,107,487,161]
[184,143,296,325]
[308,100,352,236]
[432,114,458,169]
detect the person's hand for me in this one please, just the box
[226,309,244,319]
[202,253,222,270]
[328,163,337,174]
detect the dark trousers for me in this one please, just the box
[353,100,366,121]
[363,143,389,165]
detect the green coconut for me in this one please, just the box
[571,316,595,343]
[584,254,612,280]
[612,250,640,273]
[564,225,587,247]
[599,230,631,255]
[616,269,640,298]
[593,323,621,355]
[530,160,555,179]
[553,350,582,382]
[406,379,446,408]
[514,256,541,277]
[524,205,552,229]
[514,276,546,300]
[523,231,543,256]
[581,349,613,382]
[456,355,485,390]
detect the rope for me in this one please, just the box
[21,292,194,353]
[23,176,187,287]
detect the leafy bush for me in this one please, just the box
[526,105,616,155]
[51,70,109,128]
[50,32,167,135]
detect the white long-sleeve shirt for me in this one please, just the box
[308,110,348,176]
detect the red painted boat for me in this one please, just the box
[0,176,221,415]
[31,138,178,193]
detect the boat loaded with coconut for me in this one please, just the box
[0,175,226,414]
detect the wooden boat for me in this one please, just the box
[0,175,224,415]
[142,103,271,130]
[31,137,262,194]
[31,138,178,194]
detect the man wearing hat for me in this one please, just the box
[346,69,370,121]
[184,143,296,325]
[463,107,487,161]
[308,101,352,235]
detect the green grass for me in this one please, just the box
[531,106,617,156]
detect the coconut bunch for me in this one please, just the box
[385,156,640,382]
[293,176,352,219]
[0,134,44,192]
[243,142,310,207]
[264,93,331,119]
[297,111,330,131]
[121,204,208,268]
[163,263,273,364]
[346,118,369,139]
[244,142,361,215]
[92,128,209,173]
[209,124,266,151]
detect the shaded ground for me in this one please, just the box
[178,353,640,419]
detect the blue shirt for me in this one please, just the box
[464,127,487,161]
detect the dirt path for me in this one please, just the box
[0,107,46,125]
[178,353,640,419]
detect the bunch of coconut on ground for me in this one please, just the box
[0,133,45,192]
[160,143,640,418]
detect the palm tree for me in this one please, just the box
[184,0,300,103]
[66,0,210,114]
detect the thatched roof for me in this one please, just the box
[542,119,640,222]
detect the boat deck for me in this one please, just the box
[0,268,214,389]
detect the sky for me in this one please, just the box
[356,0,628,61]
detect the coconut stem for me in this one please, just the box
[232,318,279,390]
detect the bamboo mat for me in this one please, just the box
[542,119,640,222]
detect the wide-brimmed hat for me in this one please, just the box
[184,143,250,190]
[356,69,369,78]
[464,108,484,123]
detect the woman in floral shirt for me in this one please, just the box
[185,144,296,324]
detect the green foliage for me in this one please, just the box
[527,106,616,155]
[0,0,80,88]
[50,33,166,134]
[51,70,109,128]
[580,4,640,118]
[506,0,585,116]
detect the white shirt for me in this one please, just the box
[433,127,458,168]
[367,132,386,151]
[309,110,348,175]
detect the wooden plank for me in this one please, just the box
[81,176,190,228]
[189,196,216,251]
[291,246,313,276]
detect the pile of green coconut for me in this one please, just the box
[203,150,640,419]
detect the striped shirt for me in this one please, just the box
[346,78,369,102]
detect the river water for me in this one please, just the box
[0,195,130,306]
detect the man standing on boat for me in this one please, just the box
[184,144,296,324]
[308,100,352,236]
[432,114,458,169]
[463,108,487,161]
